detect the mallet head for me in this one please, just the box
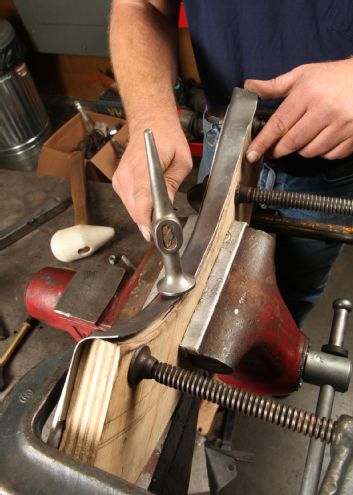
[50,224,114,262]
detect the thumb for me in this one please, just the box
[244,66,305,99]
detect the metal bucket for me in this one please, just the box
[0,61,51,171]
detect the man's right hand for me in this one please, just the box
[112,117,193,241]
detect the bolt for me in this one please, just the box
[109,254,136,272]
[236,185,353,217]
[128,346,336,444]
[109,254,118,265]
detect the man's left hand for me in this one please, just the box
[245,59,353,163]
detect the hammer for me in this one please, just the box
[50,151,114,262]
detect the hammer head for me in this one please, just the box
[50,224,115,262]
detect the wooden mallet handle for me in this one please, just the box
[70,151,89,226]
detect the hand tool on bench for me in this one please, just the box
[50,150,115,262]
[0,316,37,390]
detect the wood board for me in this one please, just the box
[59,92,259,483]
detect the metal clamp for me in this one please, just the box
[300,299,352,495]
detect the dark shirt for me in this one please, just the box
[184,0,353,108]
[183,0,353,176]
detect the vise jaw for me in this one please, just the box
[180,220,308,396]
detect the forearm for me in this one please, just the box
[109,0,180,132]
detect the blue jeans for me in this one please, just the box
[199,117,353,328]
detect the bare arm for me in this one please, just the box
[109,0,192,240]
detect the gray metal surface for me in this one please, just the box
[0,350,149,495]
[180,220,247,367]
[301,385,336,495]
[50,88,258,440]
[320,415,353,495]
[55,260,125,323]
[145,128,195,297]
[303,351,351,393]
[14,0,111,56]
[301,300,352,495]
[0,62,51,171]
[0,196,71,250]
[143,215,198,308]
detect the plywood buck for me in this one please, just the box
[59,89,260,483]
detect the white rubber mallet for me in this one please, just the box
[50,151,114,262]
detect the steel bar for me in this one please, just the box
[236,185,353,216]
[180,220,247,369]
[300,300,352,495]
[251,213,353,245]
[0,196,71,250]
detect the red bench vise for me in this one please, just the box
[25,247,159,342]
[24,223,307,397]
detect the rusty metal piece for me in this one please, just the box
[180,220,247,370]
[252,213,353,244]
[236,185,353,216]
[128,346,336,444]
[185,227,307,395]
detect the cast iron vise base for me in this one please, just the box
[0,350,148,495]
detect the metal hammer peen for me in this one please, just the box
[144,129,195,297]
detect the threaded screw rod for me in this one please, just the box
[128,346,336,444]
[236,185,353,216]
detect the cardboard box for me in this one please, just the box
[37,111,128,181]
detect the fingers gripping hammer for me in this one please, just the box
[144,129,195,297]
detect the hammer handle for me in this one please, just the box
[70,151,89,225]
[0,318,36,367]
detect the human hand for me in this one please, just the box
[112,117,192,241]
[245,59,353,163]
